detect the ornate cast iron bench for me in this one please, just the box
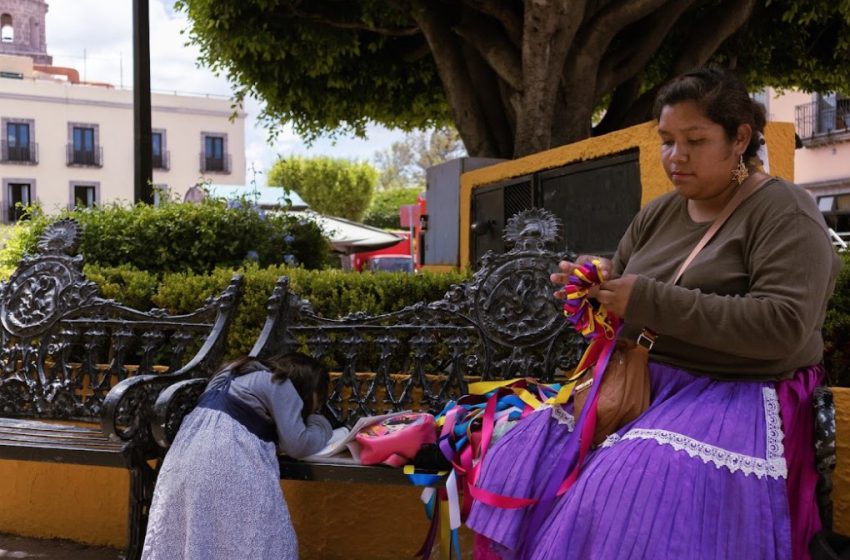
[151,208,838,530]
[0,220,243,560]
[153,209,585,485]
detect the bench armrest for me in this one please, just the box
[151,378,208,448]
[100,373,161,442]
[814,385,837,529]
[99,274,243,445]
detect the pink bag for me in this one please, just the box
[354,412,437,467]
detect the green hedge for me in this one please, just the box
[824,252,850,385]
[0,199,331,274]
[84,263,468,357]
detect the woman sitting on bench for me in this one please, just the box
[468,66,839,560]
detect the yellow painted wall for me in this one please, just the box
[0,460,129,548]
[832,388,850,534]
[0,457,465,558]
[457,120,796,269]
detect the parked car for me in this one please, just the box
[350,231,415,271]
[363,254,414,273]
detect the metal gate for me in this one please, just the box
[470,150,641,266]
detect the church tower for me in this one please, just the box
[0,0,51,65]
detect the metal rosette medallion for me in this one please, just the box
[474,253,563,348]
[0,258,80,338]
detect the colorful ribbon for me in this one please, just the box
[514,260,623,556]
[412,260,624,557]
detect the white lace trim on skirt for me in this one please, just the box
[539,403,576,430]
[599,387,787,479]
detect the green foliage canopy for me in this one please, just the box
[362,187,421,229]
[267,156,377,221]
[176,0,850,158]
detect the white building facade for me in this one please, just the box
[0,54,246,222]
[0,0,246,222]
[764,88,850,233]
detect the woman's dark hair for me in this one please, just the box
[220,353,330,421]
[652,65,767,163]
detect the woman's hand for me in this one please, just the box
[595,274,638,317]
[550,256,614,299]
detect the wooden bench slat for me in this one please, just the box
[0,440,128,467]
[0,426,115,445]
[0,419,103,434]
[0,435,115,449]
[279,456,434,486]
[0,422,121,449]
[0,437,116,448]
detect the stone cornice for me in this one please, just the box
[0,90,246,119]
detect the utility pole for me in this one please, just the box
[133,0,153,203]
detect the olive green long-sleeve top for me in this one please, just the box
[614,178,840,380]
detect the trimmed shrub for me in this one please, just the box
[0,199,331,274]
[267,156,377,222]
[824,251,850,385]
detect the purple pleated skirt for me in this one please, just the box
[467,362,823,560]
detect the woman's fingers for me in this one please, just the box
[596,274,638,317]
[550,272,572,285]
[551,257,617,300]
[550,260,576,287]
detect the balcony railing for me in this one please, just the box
[199,152,231,173]
[153,150,170,171]
[66,144,103,167]
[0,141,38,164]
[795,99,850,145]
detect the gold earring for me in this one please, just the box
[731,155,748,185]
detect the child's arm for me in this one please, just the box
[265,379,333,458]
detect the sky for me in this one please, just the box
[44,0,405,185]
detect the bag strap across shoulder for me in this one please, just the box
[638,173,773,350]
[672,173,773,285]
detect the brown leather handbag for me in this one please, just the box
[572,174,771,445]
[572,331,655,445]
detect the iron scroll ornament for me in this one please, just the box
[472,208,569,348]
[0,220,101,339]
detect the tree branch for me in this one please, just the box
[459,0,522,47]
[408,1,498,156]
[462,44,515,157]
[281,3,421,36]
[453,16,523,90]
[497,78,519,138]
[593,75,641,135]
[592,0,756,136]
[401,40,432,63]
[670,0,757,75]
[578,0,672,57]
[553,0,670,148]
[595,0,694,98]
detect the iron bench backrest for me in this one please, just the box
[250,208,585,427]
[0,219,242,439]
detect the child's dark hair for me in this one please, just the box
[221,353,330,421]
